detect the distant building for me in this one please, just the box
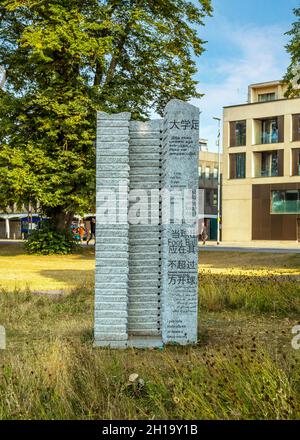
[222,80,300,242]
[0,203,41,239]
[199,138,208,151]
[199,140,222,241]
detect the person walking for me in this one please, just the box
[201,222,208,246]
[87,217,96,245]
[78,220,85,245]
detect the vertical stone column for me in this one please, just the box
[161,99,199,345]
[127,120,163,347]
[94,111,131,348]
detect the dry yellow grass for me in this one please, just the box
[0,246,299,419]
[0,244,95,291]
[0,244,299,291]
[200,251,300,277]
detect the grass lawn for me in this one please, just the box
[0,243,299,291]
[0,244,95,291]
[0,245,299,419]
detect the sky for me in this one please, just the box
[191,0,299,151]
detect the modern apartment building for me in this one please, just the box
[199,139,222,240]
[222,80,300,242]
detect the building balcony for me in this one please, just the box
[261,131,279,145]
[253,150,283,178]
[253,116,284,146]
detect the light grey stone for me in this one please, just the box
[95,101,198,349]
[97,149,130,157]
[97,141,129,149]
[0,326,5,350]
[97,111,131,120]
[161,99,199,346]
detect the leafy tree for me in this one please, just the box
[0,0,212,232]
[285,7,300,97]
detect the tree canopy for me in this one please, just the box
[285,7,300,97]
[0,0,212,229]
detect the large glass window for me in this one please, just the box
[261,151,279,177]
[271,190,300,214]
[230,120,246,146]
[235,153,246,178]
[230,153,246,179]
[235,121,246,146]
[292,114,300,142]
[205,167,210,179]
[292,149,300,176]
[261,118,278,144]
[258,93,276,102]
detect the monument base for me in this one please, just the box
[94,336,163,349]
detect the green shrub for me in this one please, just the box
[25,227,78,255]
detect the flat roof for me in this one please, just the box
[223,96,300,110]
[248,80,285,88]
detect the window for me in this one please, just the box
[254,116,284,145]
[213,168,218,179]
[261,151,279,177]
[229,153,246,179]
[198,166,202,177]
[271,190,300,214]
[292,114,300,142]
[253,150,283,178]
[292,149,300,176]
[205,167,210,179]
[230,120,246,147]
[258,93,276,102]
[261,118,279,144]
[213,190,218,207]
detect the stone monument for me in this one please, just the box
[94,100,199,348]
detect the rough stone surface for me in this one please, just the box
[0,326,5,350]
[95,100,199,348]
[94,111,130,347]
[161,99,199,345]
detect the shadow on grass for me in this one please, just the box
[37,269,94,287]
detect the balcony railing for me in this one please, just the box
[259,169,279,178]
[261,131,279,144]
[272,201,300,214]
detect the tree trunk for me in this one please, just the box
[46,207,75,233]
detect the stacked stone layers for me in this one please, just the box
[94,100,199,348]
[95,112,131,346]
[128,120,163,336]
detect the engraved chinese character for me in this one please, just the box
[181,120,191,130]
[169,260,177,269]
[187,261,196,270]
[178,244,187,254]
[169,120,180,129]
[177,261,187,270]
[169,244,178,254]
[191,119,199,130]
[168,274,177,285]
[172,230,180,239]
